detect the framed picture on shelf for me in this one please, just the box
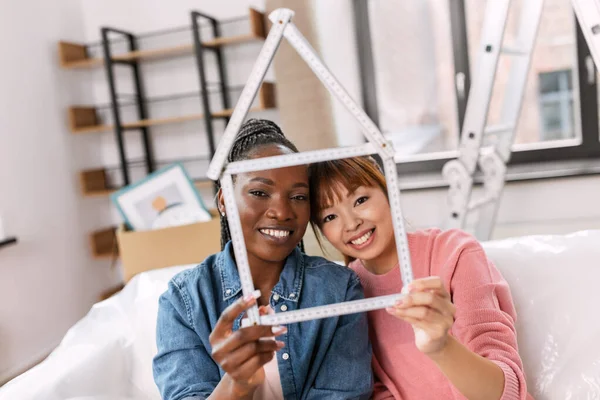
[111,163,212,231]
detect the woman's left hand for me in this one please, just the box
[386,276,456,356]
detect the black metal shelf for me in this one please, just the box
[94,84,245,110]
[85,14,249,49]
[99,10,238,187]
[68,83,274,134]
[61,9,268,259]
[0,237,17,249]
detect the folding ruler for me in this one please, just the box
[207,8,413,326]
[443,0,544,240]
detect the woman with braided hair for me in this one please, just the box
[153,119,373,400]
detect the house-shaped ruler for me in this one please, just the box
[206,8,413,326]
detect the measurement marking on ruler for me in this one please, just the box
[225,144,376,175]
[280,22,394,159]
[209,9,414,326]
[207,9,294,180]
[242,293,406,327]
[221,175,260,325]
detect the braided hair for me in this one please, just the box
[217,118,305,252]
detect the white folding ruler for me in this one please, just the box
[207,8,412,326]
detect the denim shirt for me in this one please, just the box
[153,242,373,400]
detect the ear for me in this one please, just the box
[217,187,226,216]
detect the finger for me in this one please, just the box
[407,277,444,293]
[220,339,285,373]
[212,325,287,360]
[388,310,453,337]
[388,307,454,336]
[244,305,269,321]
[402,317,452,339]
[396,292,455,317]
[210,291,261,343]
[229,352,275,382]
[387,305,443,322]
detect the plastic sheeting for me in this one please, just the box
[0,264,191,400]
[1,230,600,399]
[483,230,600,399]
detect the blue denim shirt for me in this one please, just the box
[153,242,372,400]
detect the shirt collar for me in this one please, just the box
[219,241,304,303]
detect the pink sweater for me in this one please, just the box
[349,229,532,400]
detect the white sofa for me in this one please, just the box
[1,230,599,399]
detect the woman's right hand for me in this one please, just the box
[209,292,287,398]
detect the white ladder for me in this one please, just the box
[443,0,600,240]
[442,0,545,240]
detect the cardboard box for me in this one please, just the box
[116,210,221,281]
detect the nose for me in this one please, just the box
[265,195,294,221]
[343,212,362,233]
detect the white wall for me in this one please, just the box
[0,0,122,384]
[400,174,600,239]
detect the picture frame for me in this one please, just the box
[111,163,212,231]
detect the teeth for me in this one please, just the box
[260,229,290,238]
[351,230,372,245]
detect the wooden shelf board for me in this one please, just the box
[62,57,104,70]
[61,35,261,70]
[93,252,116,260]
[71,105,268,135]
[83,188,116,198]
[73,124,113,134]
[203,34,261,48]
[212,108,235,118]
[123,113,205,129]
[90,226,118,259]
[113,44,194,62]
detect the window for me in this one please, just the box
[354,0,600,175]
[466,0,580,148]
[538,70,575,140]
[366,0,459,156]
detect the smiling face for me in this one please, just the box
[219,144,310,266]
[310,157,397,270]
[319,184,395,265]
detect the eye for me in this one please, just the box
[355,196,369,206]
[322,214,336,223]
[249,190,268,198]
[292,194,308,201]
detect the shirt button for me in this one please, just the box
[280,304,288,312]
[282,352,290,360]
[272,293,280,301]
[289,293,296,299]
[225,289,231,295]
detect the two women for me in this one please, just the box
[154,118,530,399]
[153,119,372,400]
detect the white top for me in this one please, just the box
[252,306,284,400]
[252,353,284,400]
